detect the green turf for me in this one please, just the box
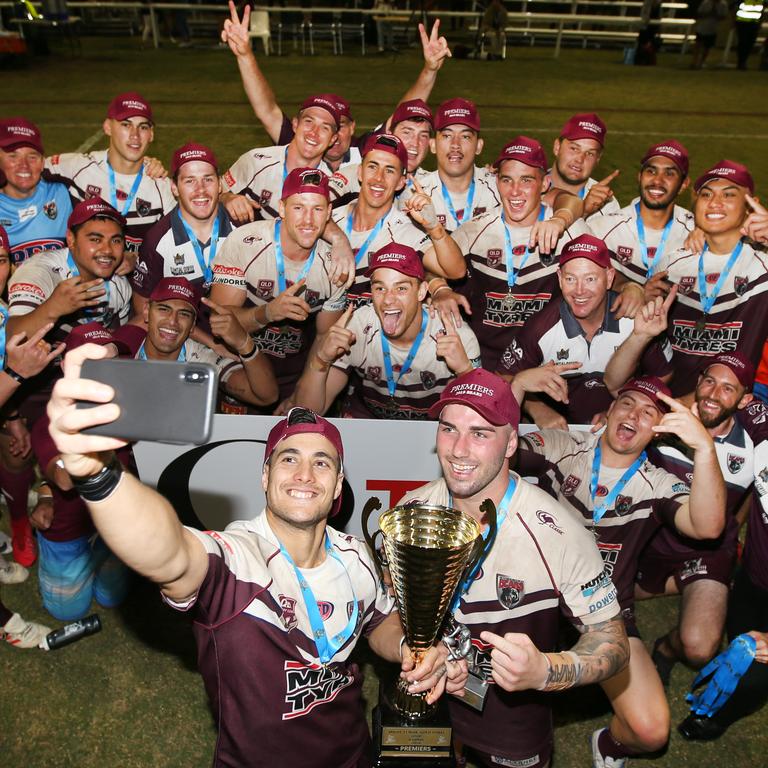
[2,31,767,767]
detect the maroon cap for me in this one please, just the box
[365,243,425,281]
[0,225,9,254]
[641,140,689,177]
[264,408,345,516]
[694,160,754,195]
[704,351,755,390]
[617,376,672,413]
[362,133,408,172]
[329,94,353,121]
[494,136,548,171]
[150,277,202,313]
[0,117,43,154]
[434,98,480,132]
[559,234,612,269]
[171,143,218,176]
[281,167,330,201]
[299,95,341,130]
[559,113,607,147]
[429,368,520,429]
[67,198,126,230]
[65,321,129,356]
[106,92,153,123]
[391,99,434,130]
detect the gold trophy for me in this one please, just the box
[363,497,497,766]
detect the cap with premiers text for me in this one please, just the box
[390,99,434,129]
[362,133,408,172]
[494,136,547,171]
[281,167,330,200]
[559,234,612,269]
[107,92,154,123]
[704,351,755,390]
[559,113,607,147]
[299,95,341,130]
[0,117,44,154]
[365,243,425,280]
[67,198,126,230]
[171,143,218,176]
[434,98,480,132]
[694,160,754,195]
[641,140,689,177]
[150,277,202,313]
[617,376,672,413]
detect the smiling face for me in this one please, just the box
[263,433,343,530]
[558,258,614,325]
[393,119,432,173]
[144,298,196,357]
[0,146,44,199]
[431,125,483,179]
[497,159,547,226]
[604,390,662,458]
[357,148,405,210]
[370,267,427,340]
[638,157,688,210]
[172,160,219,222]
[694,179,749,236]
[553,137,602,186]
[695,363,750,429]
[279,192,331,251]
[291,107,339,166]
[103,116,154,165]
[67,218,125,280]
[323,115,355,164]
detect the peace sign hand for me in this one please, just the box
[221,0,252,58]
[435,309,470,373]
[419,19,452,72]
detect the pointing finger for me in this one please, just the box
[599,169,620,186]
[656,391,686,412]
[746,194,767,215]
[286,278,307,295]
[201,297,225,315]
[338,304,355,327]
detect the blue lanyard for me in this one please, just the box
[698,241,744,315]
[282,146,289,182]
[274,219,317,294]
[441,175,475,228]
[177,209,220,286]
[65,251,111,319]
[0,305,7,369]
[578,185,587,200]
[502,205,545,290]
[279,532,359,665]
[107,160,144,216]
[590,441,646,525]
[635,202,674,278]
[380,307,427,397]
[345,206,387,266]
[450,477,516,612]
[137,341,187,361]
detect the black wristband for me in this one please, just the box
[72,456,124,502]
[4,366,25,383]
[239,343,260,361]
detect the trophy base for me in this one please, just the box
[371,688,454,766]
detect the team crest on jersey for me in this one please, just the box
[279,594,298,631]
[256,279,274,299]
[614,495,632,515]
[487,248,502,267]
[678,276,695,296]
[746,401,768,424]
[242,234,262,245]
[86,184,102,198]
[562,474,581,496]
[556,348,569,361]
[616,245,633,265]
[305,289,320,307]
[136,198,151,217]
[346,599,365,632]
[260,189,273,206]
[316,601,334,620]
[760,468,768,484]
[366,366,382,382]
[539,251,556,267]
[43,201,58,220]
[174,253,185,266]
[496,574,524,609]
[420,371,437,390]
[734,277,748,296]
[727,453,746,474]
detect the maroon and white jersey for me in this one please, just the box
[498,293,673,423]
[517,430,686,614]
[222,145,333,221]
[334,304,481,419]
[400,474,617,759]
[664,241,768,396]
[452,210,589,372]
[8,248,131,337]
[331,203,431,307]
[588,198,694,283]
[409,167,500,233]
[166,512,395,768]
[211,219,346,399]
[45,151,175,254]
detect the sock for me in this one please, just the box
[598,728,639,760]
[0,464,34,522]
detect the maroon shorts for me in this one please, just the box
[636,540,736,594]
[462,742,553,768]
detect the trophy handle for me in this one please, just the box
[361,496,385,584]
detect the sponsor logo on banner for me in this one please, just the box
[496,574,524,609]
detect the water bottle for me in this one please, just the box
[43,614,102,650]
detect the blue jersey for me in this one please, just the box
[0,179,73,266]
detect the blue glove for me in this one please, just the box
[686,633,757,717]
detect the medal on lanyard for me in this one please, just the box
[502,205,545,309]
[65,251,110,321]
[177,209,220,287]
[107,161,144,216]
[441,175,476,229]
[136,341,187,361]
[380,308,428,409]
[345,206,387,266]
[696,240,744,334]
[279,532,359,666]
[0,304,7,369]
[589,441,647,528]
[635,202,674,279]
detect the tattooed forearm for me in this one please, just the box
[544,651,581,691]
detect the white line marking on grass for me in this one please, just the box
[75,129,105,153]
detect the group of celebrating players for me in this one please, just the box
[1,4,768,767]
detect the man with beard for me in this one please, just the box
[543,113,621,220]
[589,141,694,301]
[636,353,760,681]
[292,243,480,419]
[516,377,726,767]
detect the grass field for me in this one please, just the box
[1,29,767,767]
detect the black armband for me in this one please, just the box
[72,455,124,502]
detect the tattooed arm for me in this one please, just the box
[479,615,629,693]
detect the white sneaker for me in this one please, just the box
[2,613,51,649]
[591,728,627,768]
[0,560,28,584]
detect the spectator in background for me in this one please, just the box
[734,0,765,70]
[691,0,729,69]
[481,0,507,60]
